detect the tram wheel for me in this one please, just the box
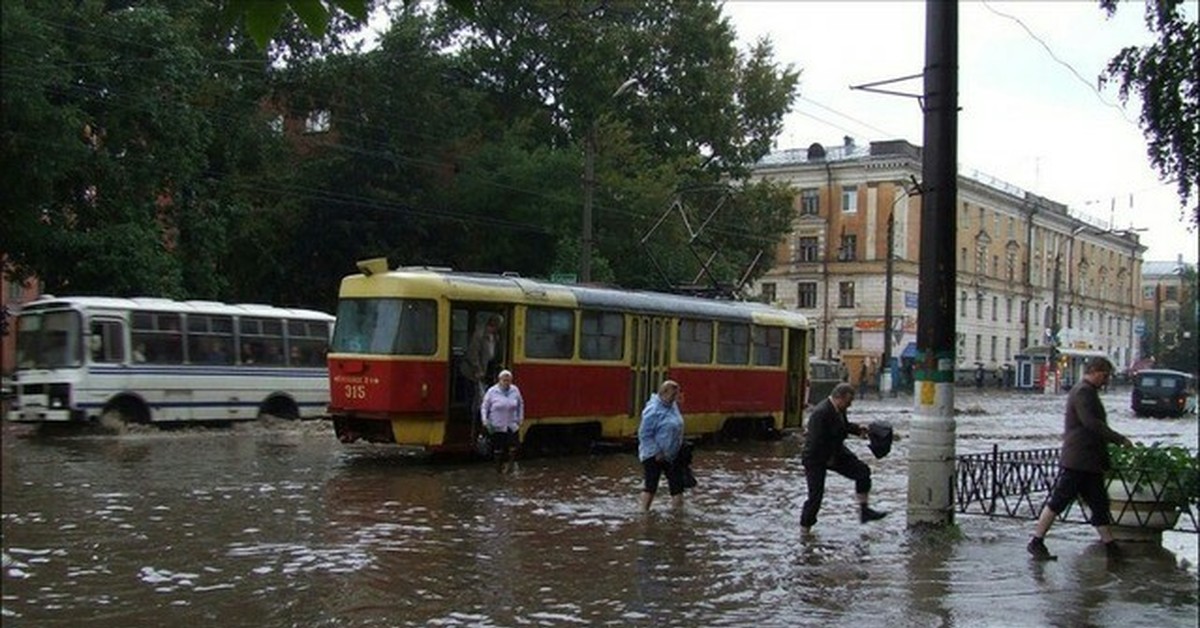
[260,395,300,420]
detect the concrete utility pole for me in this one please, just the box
[907,0,958,528]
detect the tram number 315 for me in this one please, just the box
[344,384,368,400]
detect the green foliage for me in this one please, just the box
[4,0,800,308]
[1100,0,1199,225]
[1108,442,1200,505]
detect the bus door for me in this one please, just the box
[447,304,509,447]
[629,316,670,425]
[784,328,807,430]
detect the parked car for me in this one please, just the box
[1131,369,1198,418]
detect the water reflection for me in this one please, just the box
[2,391,1197,626]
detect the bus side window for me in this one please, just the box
[90,320,126,364]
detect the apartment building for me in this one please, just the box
[750,139,1145,385]
[1140,256,1196,362]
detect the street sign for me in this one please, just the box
[904,291,918,309]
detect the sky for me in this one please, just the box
[722,0,1198,264]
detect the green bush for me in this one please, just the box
[1108,442,1200,505]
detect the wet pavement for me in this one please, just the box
[2,388,1197,626]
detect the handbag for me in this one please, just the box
[474,431,492,458]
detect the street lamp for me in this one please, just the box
[581,78,640,284]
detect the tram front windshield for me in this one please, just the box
[16,310,83,369]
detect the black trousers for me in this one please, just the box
[800,452,871,528]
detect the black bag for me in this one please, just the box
[678,442,697,489]
[867,421,894,459]
[474,431,492,458]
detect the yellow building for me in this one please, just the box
[750,139,1145,385]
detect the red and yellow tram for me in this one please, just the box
[326,259,811,453]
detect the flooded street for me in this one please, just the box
[3,389,1197,626]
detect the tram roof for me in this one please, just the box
[16,295,334,320]
[341,267,810,328]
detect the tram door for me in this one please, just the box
[784,328,808,430]
[629,316,670,426]
[448,304,509,448]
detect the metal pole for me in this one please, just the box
[1050,253,1061,389]
[908,0,957,528]
[882,209,895,395]
[581,129,595,284]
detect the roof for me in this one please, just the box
[1143,260,1195,278]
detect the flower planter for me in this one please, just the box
[1106,482,1183,543]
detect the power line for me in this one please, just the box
[978,0,1138,126]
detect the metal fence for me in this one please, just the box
[955,445,1199,533]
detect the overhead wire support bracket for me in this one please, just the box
[850,72,926,109]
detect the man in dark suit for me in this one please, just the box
[800,383,888,533]
[1028,357,1132,560]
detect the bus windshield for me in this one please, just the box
[16,310,83,369]
[332,298,437,355]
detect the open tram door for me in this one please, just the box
[447,304,511,450]
[783,327,807,431]
[629,316,670,433]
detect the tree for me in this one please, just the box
[437,0,800,289]
[1100,0,1199,226]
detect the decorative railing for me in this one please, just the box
[955,445,1199,533]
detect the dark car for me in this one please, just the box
[1131,369,1198,418]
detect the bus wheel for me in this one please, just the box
[260,396,299,421]
[100,396,150,432]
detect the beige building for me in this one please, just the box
[750,139,1145,382]
[1140,256,1195,362]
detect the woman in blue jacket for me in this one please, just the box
[638,380,685,511]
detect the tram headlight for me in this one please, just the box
[48,383,71,409]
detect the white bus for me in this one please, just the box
[7,296,334,424]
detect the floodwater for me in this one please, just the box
[3,389,1197,627]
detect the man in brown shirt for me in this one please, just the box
[1028,357,1133,560]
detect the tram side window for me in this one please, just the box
[89,320,125,364]
[131,312,184,364]
[752,326,784,366]
[288,320,331,366]
[717,322,750,365]
[239,317,285,365]
[526,307,575,359]
[580,311,624,361]
[185,315,235,365]
[677,319,714,364]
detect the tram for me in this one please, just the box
[326,259,812,453]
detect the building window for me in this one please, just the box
[990,335,997,361]
[797,282,818,309]
[960,291,968,318]
[1142,286,1154,300]
[1005,337,1012,361]
[798,236,819,262]
[838,282,855,308]
[760,282,776,303]
[838,234,857,261]
[1165,286,1179,300]
[1005,297,1013,323]
[991,296,997,321]
[837,327,854,350]
[800,188,820,215]
[841,185,858,212]
[268,115,284,135]
[976,293,984,320]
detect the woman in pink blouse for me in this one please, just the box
[481,369,524,473]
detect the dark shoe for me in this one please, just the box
[1027,536,1057,561]
[860,506,888,523]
